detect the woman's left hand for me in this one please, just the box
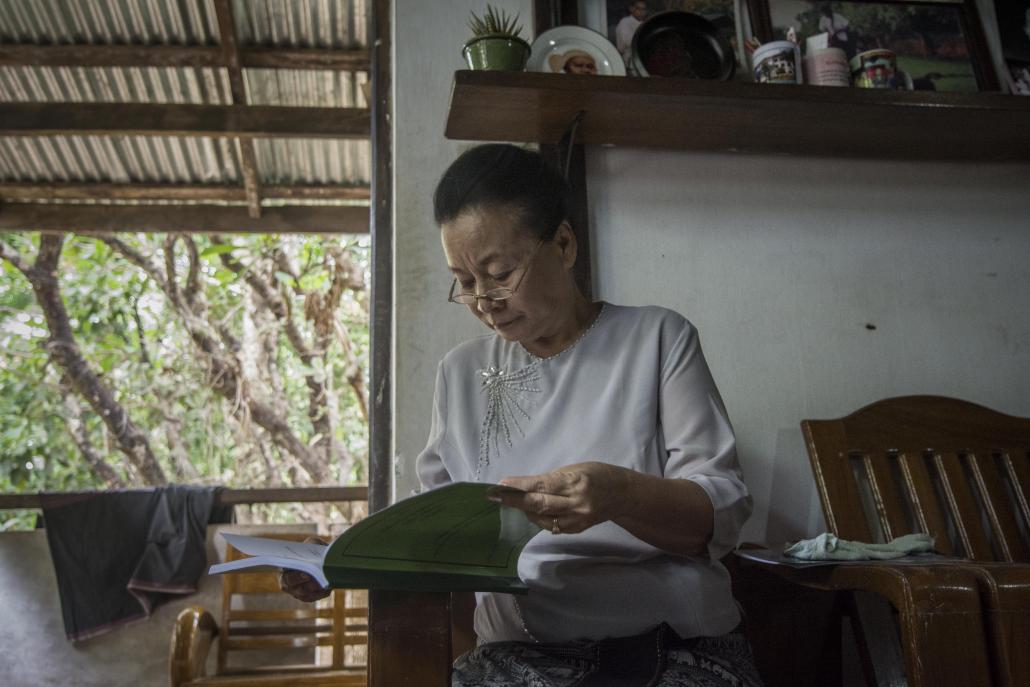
[494,461,633,534]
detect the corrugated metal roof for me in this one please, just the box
[0,0,220,45]
[0,135,241,184]
[0,0,371,197]
[244,68,366,107]
[236,0,369,48]
[0,65,232,103]
[0,0,369,48]
[256,138,368,185]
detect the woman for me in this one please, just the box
[285,144,762,686]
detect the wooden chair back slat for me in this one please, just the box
[802,421,874,542]
[224,636,331,651]
[332,587,345,668]
[935,452,995,560]
[968,451,1029,562]
[1003,451,1030,531]
[228,624,333,637]
[897,451,956,556]
[802,396,1030,564]
[228,608,329,622]
[863,452,911,542]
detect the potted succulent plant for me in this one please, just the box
[462,6,531,71]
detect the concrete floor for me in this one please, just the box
[0,523,316,687]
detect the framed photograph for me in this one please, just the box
[580,0,761,74]
[527,25,628,75]
[749,1,1000,91]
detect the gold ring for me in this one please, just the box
[552,516,560,535]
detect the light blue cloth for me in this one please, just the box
[784,532,935,561]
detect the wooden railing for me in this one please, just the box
[0,485,368,510]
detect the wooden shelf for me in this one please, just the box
[445,70,1030,162]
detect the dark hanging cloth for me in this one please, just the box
[40,485,234,641]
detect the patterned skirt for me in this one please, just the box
[452,629,764,687]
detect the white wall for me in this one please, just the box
[392,0,534,496]
[589,150,1030,544]
[393,2,1030,549]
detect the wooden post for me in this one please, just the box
[368,0,393,516]
[368,590,452,687]
[535,0,593,300]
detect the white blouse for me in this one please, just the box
[417,303,752,643]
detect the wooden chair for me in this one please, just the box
[796,395,1030,687]
[170,532,368,687]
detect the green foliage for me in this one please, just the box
[467,5,523,39]
[663,1,734,17]
[0,232,371,530]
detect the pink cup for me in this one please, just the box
[803,47,849,86]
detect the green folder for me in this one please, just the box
[212,482,541,593]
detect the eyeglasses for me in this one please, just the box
[448,239,544,305]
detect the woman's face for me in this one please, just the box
[440,205,577,345]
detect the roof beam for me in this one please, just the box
[0,43,370,71]
[0,182,370,203]
[215,0,262,218]
[242,47,370,71]
[0,103,370,138]
[0,203,369,234]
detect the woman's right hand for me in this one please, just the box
[278,536,331,603]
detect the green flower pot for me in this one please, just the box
[462,35,531,71]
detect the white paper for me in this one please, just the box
[208,532,330,588]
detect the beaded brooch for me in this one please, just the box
[476,364,541,478]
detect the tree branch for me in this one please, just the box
[60,381,126,488]
[97,235,167,290]
[182,234,202,308]
[157,395,200,481]
[213,236,348,476]
[163,234,183,309]
[18,235,167,485]
[0,241,30,273]
[334,318,369,422]
[106,235,330,484]
[131,296,151,367]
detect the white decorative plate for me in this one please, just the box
[527,25,626,77]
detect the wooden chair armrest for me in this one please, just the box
[739,558,993,687]
[169,606,219,687]
[946,562,1030,687]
